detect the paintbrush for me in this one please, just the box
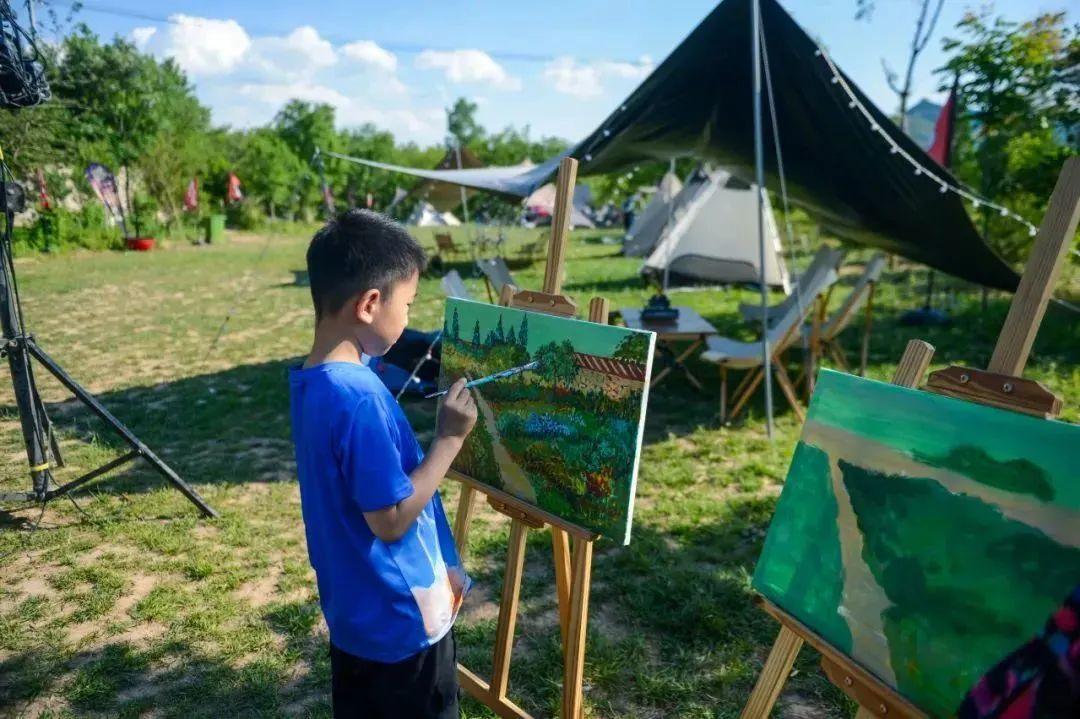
[425,360,540,399]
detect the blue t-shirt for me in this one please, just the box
[288,361,469,662]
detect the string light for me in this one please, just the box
[813,43,1038,237]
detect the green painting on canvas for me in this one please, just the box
[437,298,656,544]
[752,369,1080,717]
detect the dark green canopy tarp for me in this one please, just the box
[336,0,1020,290]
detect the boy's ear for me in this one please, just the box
[353,288,381,324]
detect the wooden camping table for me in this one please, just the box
[619,306,718,390]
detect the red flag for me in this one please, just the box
[35,168,51,210]
[927,85,957,169]
[183,178,198,211]
[227,173,243,203]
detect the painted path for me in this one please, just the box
[473,390,536,503]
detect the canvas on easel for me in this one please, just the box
[449,157,653,719]
[439,298,654,543]
[739,157,1080,719]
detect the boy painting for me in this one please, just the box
[289,210,477,718]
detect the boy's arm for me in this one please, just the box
[364,378,476,543]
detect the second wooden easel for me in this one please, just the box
[451,157,610,719]
[739,156,1080,719]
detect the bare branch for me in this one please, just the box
[882,59,902,95]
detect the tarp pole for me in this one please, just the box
[753,0,774,439]
[662,158,676,291]
[455,142,471,226]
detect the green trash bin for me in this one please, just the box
[205,214,226,244]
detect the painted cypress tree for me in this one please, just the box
[495,314,505,344]
[507,325,517,345]
[450,308,461,341]
[472,320,481,345]
[518,315,528,349]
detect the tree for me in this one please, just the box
[938,11,1078,261]
[495,315,506,344]
[446,97,484,148]
[49,26,212,229]
[535,340,580,391]
[506,325,516,346]
[518,315,528,349]
[450,308,461,342]
[472,320,481,346]
[856,0,946,131]
[613,334,650,364]
[234,129,306,219]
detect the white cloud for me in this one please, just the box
[415,49,521,91]
[248,26,337,77]
[238,82,349,107]
[130,26,157,50]
[161,15,251,76]
[341,40,397,72]
[542,55,654,98]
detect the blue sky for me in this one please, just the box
[36,0,1071,146]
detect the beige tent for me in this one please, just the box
[643,171,790,289]
[623,171,684,256]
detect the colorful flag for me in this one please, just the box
[85,163,129,236]
[183,178,198,211]
[227,173,243,203]
[927,83,957,169]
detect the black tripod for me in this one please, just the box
[0,180,217,518]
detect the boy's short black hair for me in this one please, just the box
[306,210,427,320]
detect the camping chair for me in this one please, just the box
[435,232,465,259]
[739,245,844,325]
[476,257,517,302]
[440,270,473,300]
[702,265,839,424]
[801,253,886,384]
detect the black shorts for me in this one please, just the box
[330,631,459,718]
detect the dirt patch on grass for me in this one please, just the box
[234,563,283,608]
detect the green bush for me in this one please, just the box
[225,201,263,230]
[13,204,124,253]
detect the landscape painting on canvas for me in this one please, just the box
[752,369,1080,717]
[437,298,655,544]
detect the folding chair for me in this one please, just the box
[739,245,844,325]
[435,232,464,259]
[476,257,517,302]
[702,265,839,424]
[440,270,473,300]
[803,253,886,381]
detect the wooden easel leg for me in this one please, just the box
[552,527,572,650]
[454,485,476,559]
[773,361,805,423]
[491,519,529,701]
[738,625,804,719]
[729,368,765,423]
[562,539,593,719]
[828,342,850,372]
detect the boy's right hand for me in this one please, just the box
[436,378,477,441]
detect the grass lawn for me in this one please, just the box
[0,225,1076,718]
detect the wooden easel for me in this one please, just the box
[739,156,1080,719]
[452,157,608,719]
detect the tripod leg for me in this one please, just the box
[26,340,218,518]
[29,363,64,468]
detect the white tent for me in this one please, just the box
[440,211,461,226]
[643,171,791,290]
[623,171,685,257]
[408,201,455,227]
[524,183,595,228]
